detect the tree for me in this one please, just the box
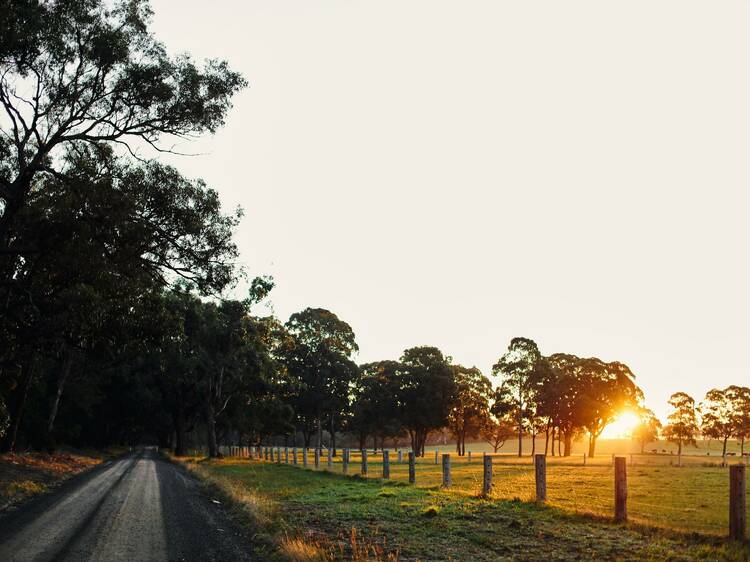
[281,308,359,449]
[349,361,403,450]
[0,148,240,452]
[663,392,699,456]
[534,354,581,457]
[574,358,643,458]
[700,388,736,457]
[481,417,515,453]
[631,407,662,454]
[493,337,541,457]
[447,365,492,456]
[0,0,245,248]
[395,346,456,456]
[727,386,750,456]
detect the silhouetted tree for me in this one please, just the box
[493,337,541,457]
[663,392,699,456]
[447,365,492,456]
[281,308,358,449]
[396,346,456,456]
[631,407,661,454]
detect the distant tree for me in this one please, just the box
[493,337,541,457]
[281,308,358,449]
[631,407,662,454]
[535,354,582,457]
[726,386,750,456]
[349,361,403,450]
[574,358,643,458]
[663,392,699,456]
[481,417,515,453]
[396,346,456,456]
[700,388,736,457]
[447,365,492,456]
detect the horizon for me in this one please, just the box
[150,0,750,423]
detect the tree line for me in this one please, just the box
[2,1,748,459]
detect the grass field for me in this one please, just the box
[178,449,750,561]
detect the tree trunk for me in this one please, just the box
[330,417,337,456]
[206,394,218,458]
[588,434,596,458]
[517,416,523,457]
[531,430,536,456]
[46,352,74,450]
[316,417,322,449]
[563,432,572,457]
[1,361,34,453]
[544,426,550,456]
[722,436,728,457]
[174,405,187,456]
[550,428,555,457]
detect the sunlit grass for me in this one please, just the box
[176,451,750,561]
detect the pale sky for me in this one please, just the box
[150,0,750,421]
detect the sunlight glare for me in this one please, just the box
[601,411,641,439]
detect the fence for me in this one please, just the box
[215,445,746,541]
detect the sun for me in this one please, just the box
[601,410,641,439]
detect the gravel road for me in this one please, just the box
[0,448,255,561]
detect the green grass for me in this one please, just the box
[186,453,750,561]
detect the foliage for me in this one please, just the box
[0,0,245,245]
[631,407,662,454]
[492,337,541,457]
[447,365,492,455]
[395,346,456,456]
[280,308,359,448]
[663,392,700,455]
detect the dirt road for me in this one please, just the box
[0,448,254,561]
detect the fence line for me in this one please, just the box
[212,445,746,541]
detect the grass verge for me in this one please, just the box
[170,455,750,561]
[0,448,121,511]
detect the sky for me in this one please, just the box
[149,0,750,421]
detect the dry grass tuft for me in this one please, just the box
[280,536,326,561]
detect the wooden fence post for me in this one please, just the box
[729,464,746,541]
[292,447,297,465]
[583,453,586,466]
[314,448,320,469]
[468,451,472,462]
[343,449,349,474]
[442,454,451,488]
[398,450,403,464]
[327,447,332,469]
[435,450,439,465]
[361,449,368,476]
[277,447,282,464]
[408,452,416,484]
[482,454,493,496]
[383,450,390,479]
[614,456,627,522]
[285,447,289,464]
[303,448,308,468]
[535,454,547,502]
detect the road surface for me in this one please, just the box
[0,449,255,561]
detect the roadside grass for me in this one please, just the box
[0,449,115,511]
[176,454,750,561]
